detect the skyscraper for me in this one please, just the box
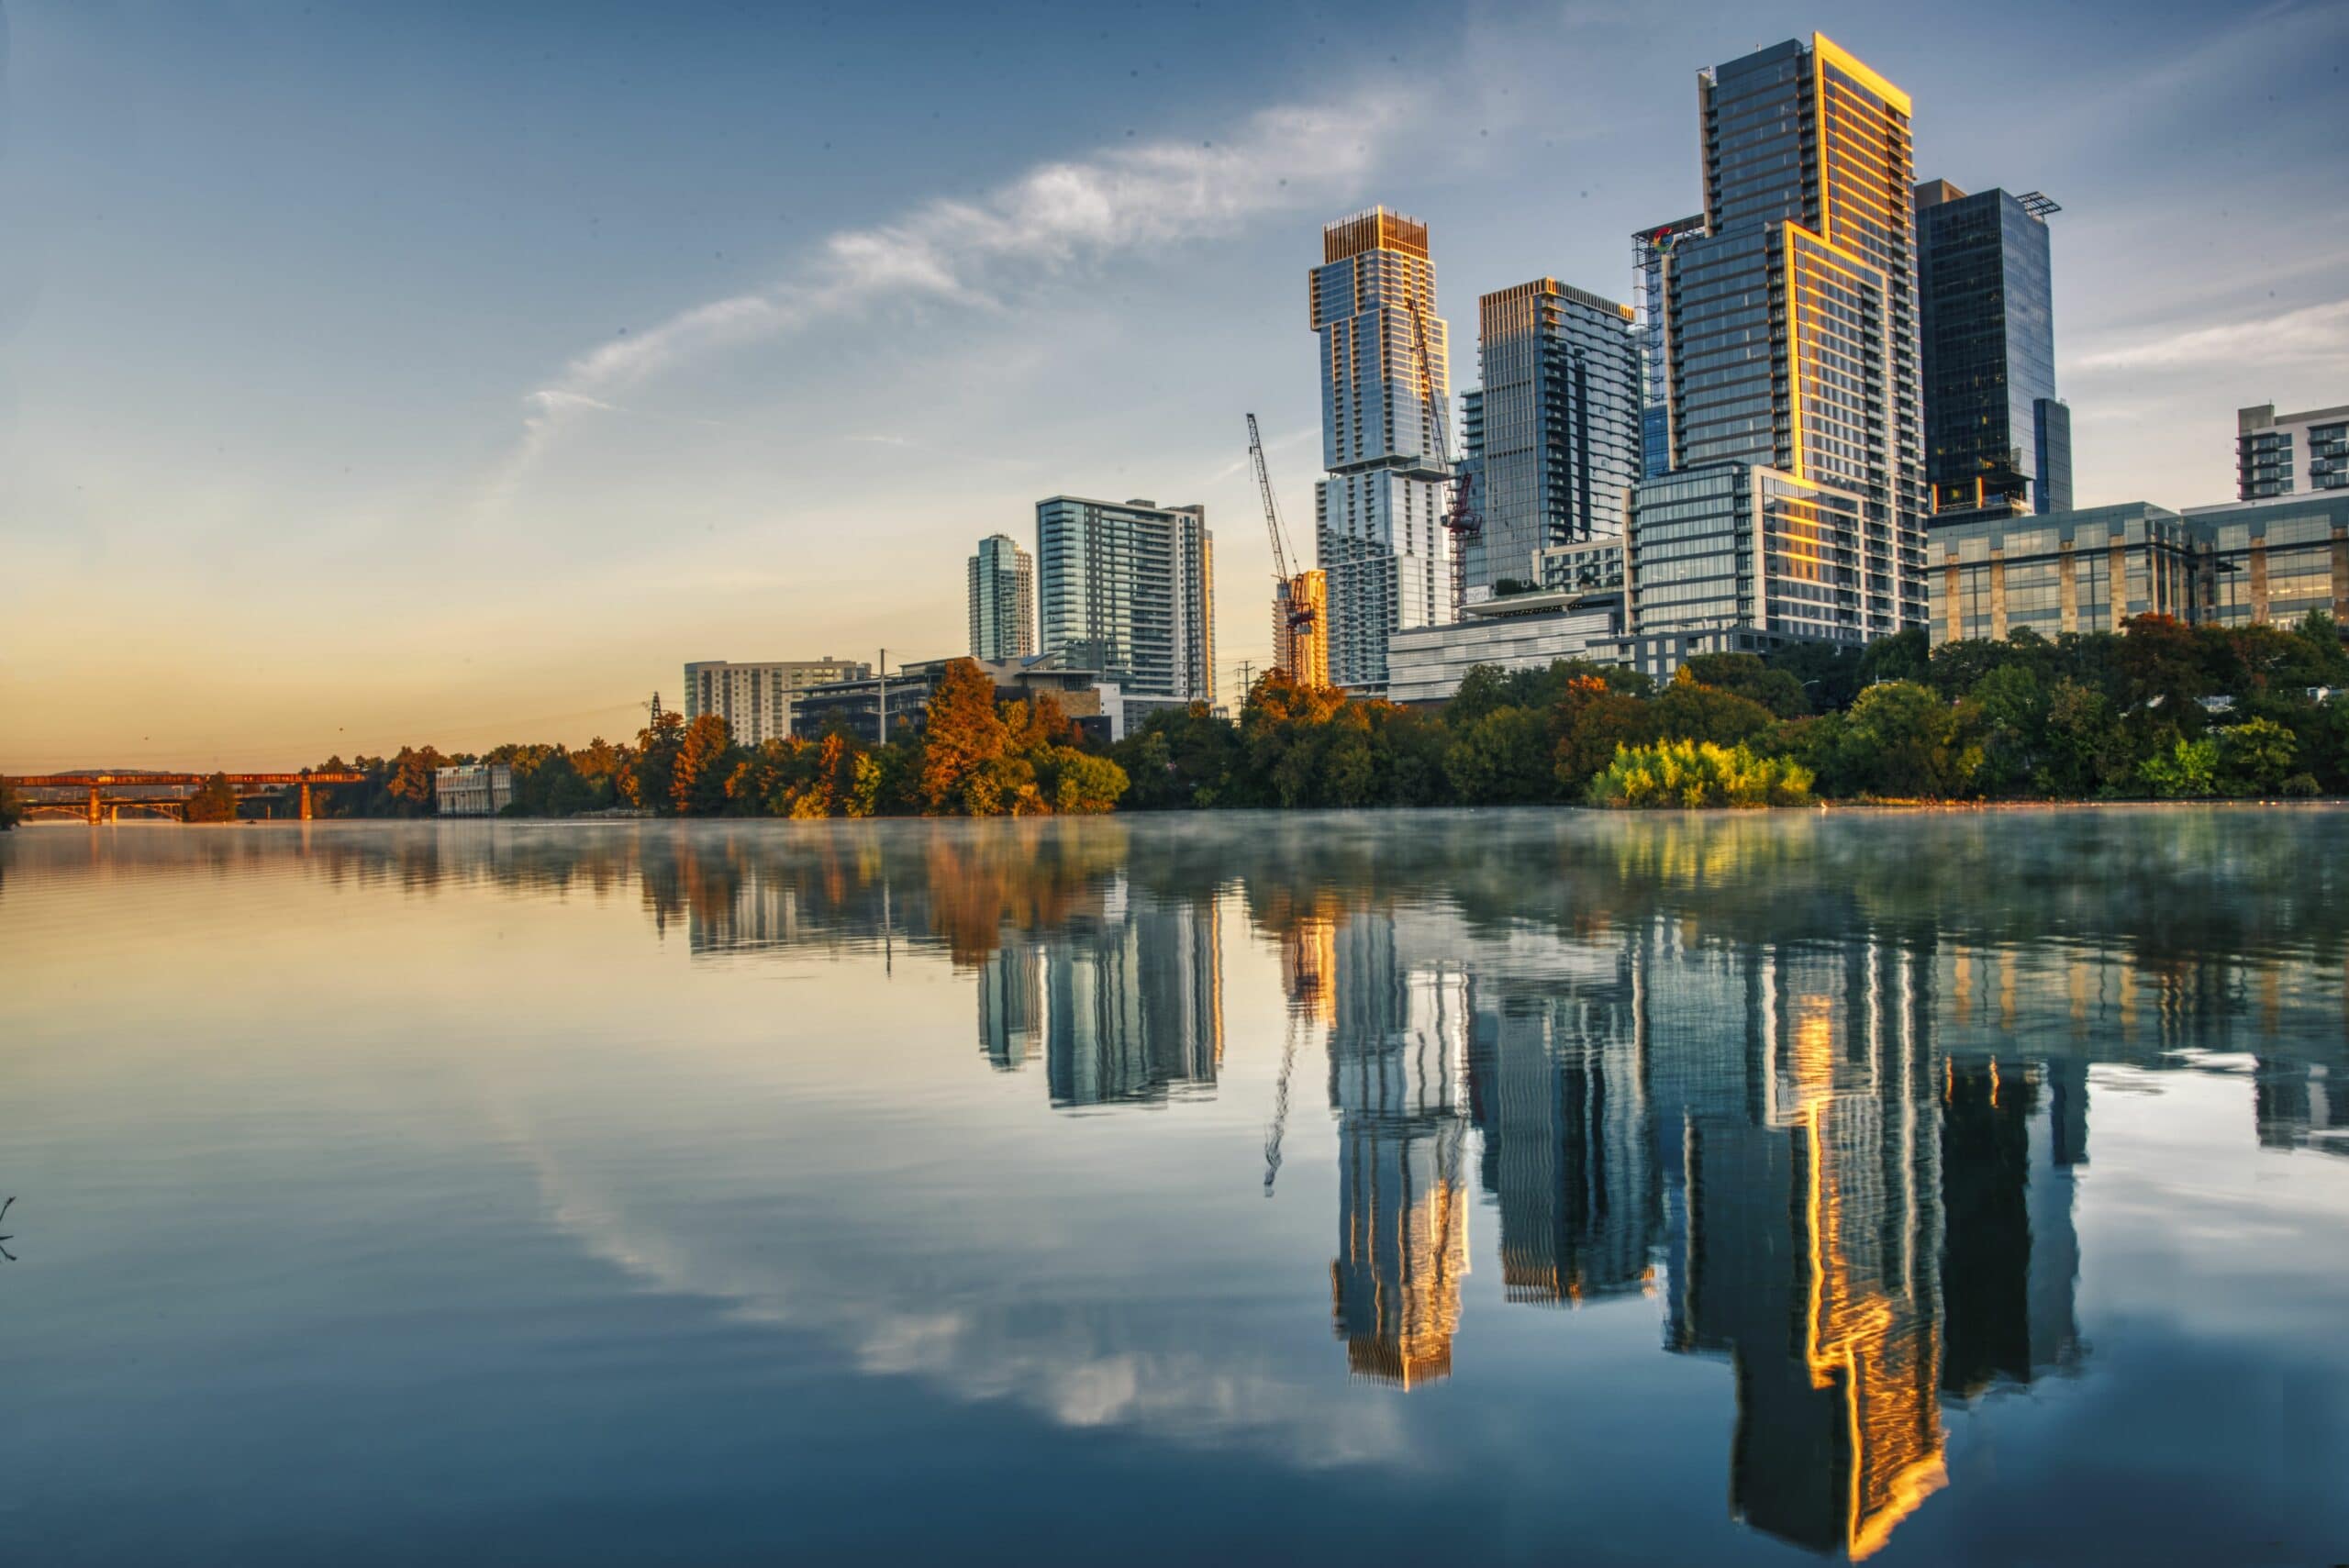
[1464,277,1642,598]
[1273,569,1330,686]
[967,533,1035,661]
[1662,35,1928,631]
[1311,208,1455,692]
[1035,495,1215,706]
[1914,181,2070,519]
[1631,216,1706,479]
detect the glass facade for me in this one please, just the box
[1627,462,1872,644]
[1915,183,2067,517]
[1662,35,1927,631]
[1464,278,1641,598]
[2238,403,2349,501]
[1311,208,1454,692]
[1631,217,1706,480]
[1035,496,1215,706]
[1924,495,2349,644]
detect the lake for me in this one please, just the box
[3,810,2345,1565]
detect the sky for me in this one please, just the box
[2,0,2344,770]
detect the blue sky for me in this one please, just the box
[4,0,2344,767]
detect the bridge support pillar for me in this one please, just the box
[299,781,314,821]
[87,784,101,826]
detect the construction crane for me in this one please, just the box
[1247,412,1324,685]
[1404,288,1480,617]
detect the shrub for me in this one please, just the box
[1588,740,1813,809]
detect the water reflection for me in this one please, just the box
[11,810,2349,1562]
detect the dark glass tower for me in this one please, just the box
[1914,181,2071,519]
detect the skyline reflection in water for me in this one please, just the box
[4,811,2346,1565]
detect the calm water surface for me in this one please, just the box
[4,810,2346,1565]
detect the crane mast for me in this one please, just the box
[1404,288,1480,616]
[1248,413,1323,686]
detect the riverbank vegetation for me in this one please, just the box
[256,617,2349,821]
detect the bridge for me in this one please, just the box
[6,772,366,824]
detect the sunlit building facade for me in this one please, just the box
[1661,35,1928,632]
[1627,461,1878,645]
[1311,207,1456,692]
[1273,568,1330,686]
[967,533,1035,662]
[684,657,872,747]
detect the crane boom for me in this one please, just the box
[1246,413,1297,586]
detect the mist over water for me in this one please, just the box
[4,810,2345,1565]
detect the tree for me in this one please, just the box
[624,710,685,812]
[1970,663,2048,797]
[2216,717,2298,796]
[185,773,239,823]
[1836,681,1983,798]
[1444,706,1553,805]
[670,714,737,816]
[2139,735,2219,798]
[919,658,1011,814]
[0,779,25,830]
[1589,740,1812,808]
[1040,749,1129,813]
[1652,667,1776,745]
[1858,627,1930,686]
[1553,674,1657,792]
[1681,652,1810,717]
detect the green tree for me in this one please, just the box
[1444,706,1553,805]
[624,711,685,812]
[0,779,21,830]
[1837,681,1983,798]
[1039,749,1129,813]
[2139,735,2219,798]
[2043,678,2124,797]
[1652,667,1776,746]
[1681,652,1810,717]
[1553,675,1656,793]
[1970,663,2048,796]
[1858,627,1930,686]
[2216,717,2298,796]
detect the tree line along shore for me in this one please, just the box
[13,612,2348,828]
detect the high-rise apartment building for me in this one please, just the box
[2239,402,2349,502]
[1464,278,1642,600]
[1632,217,1706,479]
[1914,181,2071,519]
[1035,495,1215,706]
[1311,207,1456,692]
[967,533,1035,661]
[1626,462,1873,648]
[683,656,872,746]
[1660,34,1927,633]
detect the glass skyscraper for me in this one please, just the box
[1631,216,1705,480]
[966,532,1035,662]
[1914,181,2071,518]
[1310,207,1455,693]
[1034,495,1215,706]
[1660,34,1928,634]
[1463,278,1642,599]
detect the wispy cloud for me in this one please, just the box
[483,96,1417,511]
[2075,297,2349,374]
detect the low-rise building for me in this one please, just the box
[1386,588,1626,705]
[1925,494,2349,643]
[434,764,512,817]
[2239,402,2349,503]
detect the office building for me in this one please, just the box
[433,763,512,817]
[1627,461,1877,648]
[2239,402,2349,502]
[1273,569,1330,686]
[1464,278,1642,600]
[684,657,871,747]
[1631,217,1706,479]
[967,534,1035,662]
[1035,495,1215,707]
[1661,35,1927,631]
[1924,492,2349,643]
[791,659,944,745]
[1915,181,2071,518]
[1386,590,1627,705]
[1311,207,1456,692]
